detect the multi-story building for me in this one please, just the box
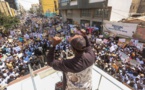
[59,0,132,27]
[11,8,16,16]
[138,0,145,13]
[130,0,141,14]
[31,4,39,14]
[0,1,13,16]
[39,0,59,15]
[5,0,19,10]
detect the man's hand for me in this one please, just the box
[52,37,62,46]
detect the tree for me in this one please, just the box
[0,12,20,30]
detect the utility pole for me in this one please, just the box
[28,64,37,90]
[101,0,105,34]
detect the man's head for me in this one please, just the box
[69,35,86,53]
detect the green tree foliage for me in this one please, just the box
[0,12,20,30]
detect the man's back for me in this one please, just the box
[65,65,93,90]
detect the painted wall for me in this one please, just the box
[134,27,145,42]
[108,0,132,21]
[41,0,59,14]
[0,1,13,16]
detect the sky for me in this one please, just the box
[19,0,39,10]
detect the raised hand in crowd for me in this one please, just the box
[52,37,62,46]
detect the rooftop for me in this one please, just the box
[7,66,132,90]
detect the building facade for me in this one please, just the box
[5,0,19,10]
[130,0,141,14]
[31,4,39,13]
[39,0,59,15]
[0,1,13,16]
[138,0,145,13]
[59,0,132,27]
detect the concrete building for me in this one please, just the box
[0,1,13,16]
[39,0,59,15]
[59,0,132,27]
[138,0,145,13]
[130,0,141,14]
[11,8,16,16]
[31,4,39,14]
[5,0,19,10]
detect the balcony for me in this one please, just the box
[7,65,132,90]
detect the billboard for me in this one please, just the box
[103,21,138,37]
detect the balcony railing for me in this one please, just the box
[7,65,132,90]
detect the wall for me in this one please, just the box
[11,8,16,16]
[72,10,80,24]
[130,0,141,13]
[60,10,67,21]
[0,1,13,16]
[41,0,59,14]
[134,27,145,42]
[138,0,145,13]
[108,0,132,21]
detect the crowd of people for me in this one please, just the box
[0,15,145,90]
[92,36,145,90]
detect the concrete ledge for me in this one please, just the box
[38,68,56,79]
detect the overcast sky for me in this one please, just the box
[19,0,39,10]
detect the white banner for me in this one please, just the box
[119,39,126,42]
[104,21,138,37]
[136,43,143,51]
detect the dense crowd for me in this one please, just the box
[92,36,145,90]
[0,15,145,90]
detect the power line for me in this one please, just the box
[113,9,129,13]
[112,11,128,17]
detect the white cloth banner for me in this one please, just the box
[96,39,102,44]
[119,39,126,42]
[8,39,13,42]
[104,21,138,37]
[136,43,143,51]
[13,46,21,52]
[24,34,30,39]
[119,52,129,63]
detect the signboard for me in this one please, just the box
[130,59,140,67]
[96,39,102,44]
[56,26,61,31]
[136,43,143,51]
[119,39,126,42]
[99,35,103,38]
[119,52,129,63]
[104,21,138,37]
[8,39,13,42]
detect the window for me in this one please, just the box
[94,8,110,18]
[94,9,103,17]
[104,9,109,18]
[81,10,91,17]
